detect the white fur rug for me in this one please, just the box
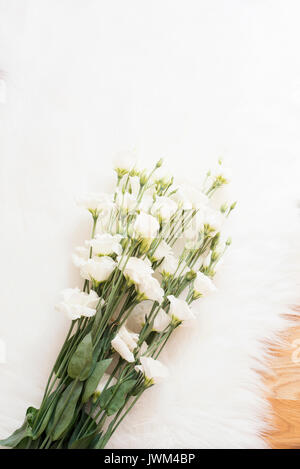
[1,0,300,449]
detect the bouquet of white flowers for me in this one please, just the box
[1,158,235,449]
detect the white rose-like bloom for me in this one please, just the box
[111,335,134,362]
[213,164,232,183]
[133,212,160,239]
[127,301,153,332]
[56,288,99,320]
[87,233,123,257]
[139,188,155,213]
[80,256,116,283]
[152,240,173,261]
[127,301,171,333]
[171,187,192,210]
[152,307,171,332]
[113,151,138,173]
[120,256,153,285]
[96,373,117,394]
[171,184,208,211]
[158,254,179,276]
[194,272,217,296]
[111,326,139,363]
[135,357,169,384]
[116,190,137,212]
[152,167,173,185]
[77,192,113,214]
[204,208,224,233]
[118,325,139,352]
[138,276,164,303]
[151,196,177,221]
[72,245,90,268]
[167,295,196,321]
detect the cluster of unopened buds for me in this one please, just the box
[1,156,235,449]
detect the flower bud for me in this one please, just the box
[226,237,232,246]
[210,232,220,250]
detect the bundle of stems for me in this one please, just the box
[1,158,235,449]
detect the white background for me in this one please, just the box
[1,0,300,448]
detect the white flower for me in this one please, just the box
[87,233,123,257]
[212,163,232,183]
[152,167,173,185]
[158,254,179,276]
[56,288,99,321]
[138,276,164,303]
[152,307,170,332]
[171,184,208,211]
[111,335,134,362]
[127,301,171,333]
[96,373,117,394]
[119,255,163,302]
[77,192,113,214]
[118,325,139,351]
[116,190,137,212]
[111,326,139,362]
[113,151,138,174]
[151,196,177,221]
[194,272,217,296]
[133,212,159,239]
[204,208,224,233]
[80,256,116,283]
[139,188,155,212]
[127,302,150,332]
[120,256,153,285]
[171,187,192,210]
[135,357,169,384]
[167,295,196,321]
[72,245,90,268]
[152,240,173,261]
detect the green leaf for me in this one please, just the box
[0,418,32,448]
[69,429,98,449]
[82,358,112,403]
[14,437,33,449]
[68,333,93,381]
[99,384,115,409]
[88,433,102,449]
[0,405,39,447]
[93,432,109,449]
[48,381,83,441]
[100,379,136,416]
[67,410,92,448]
[33,393,59,439]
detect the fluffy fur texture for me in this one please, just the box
[1,0,300,449]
